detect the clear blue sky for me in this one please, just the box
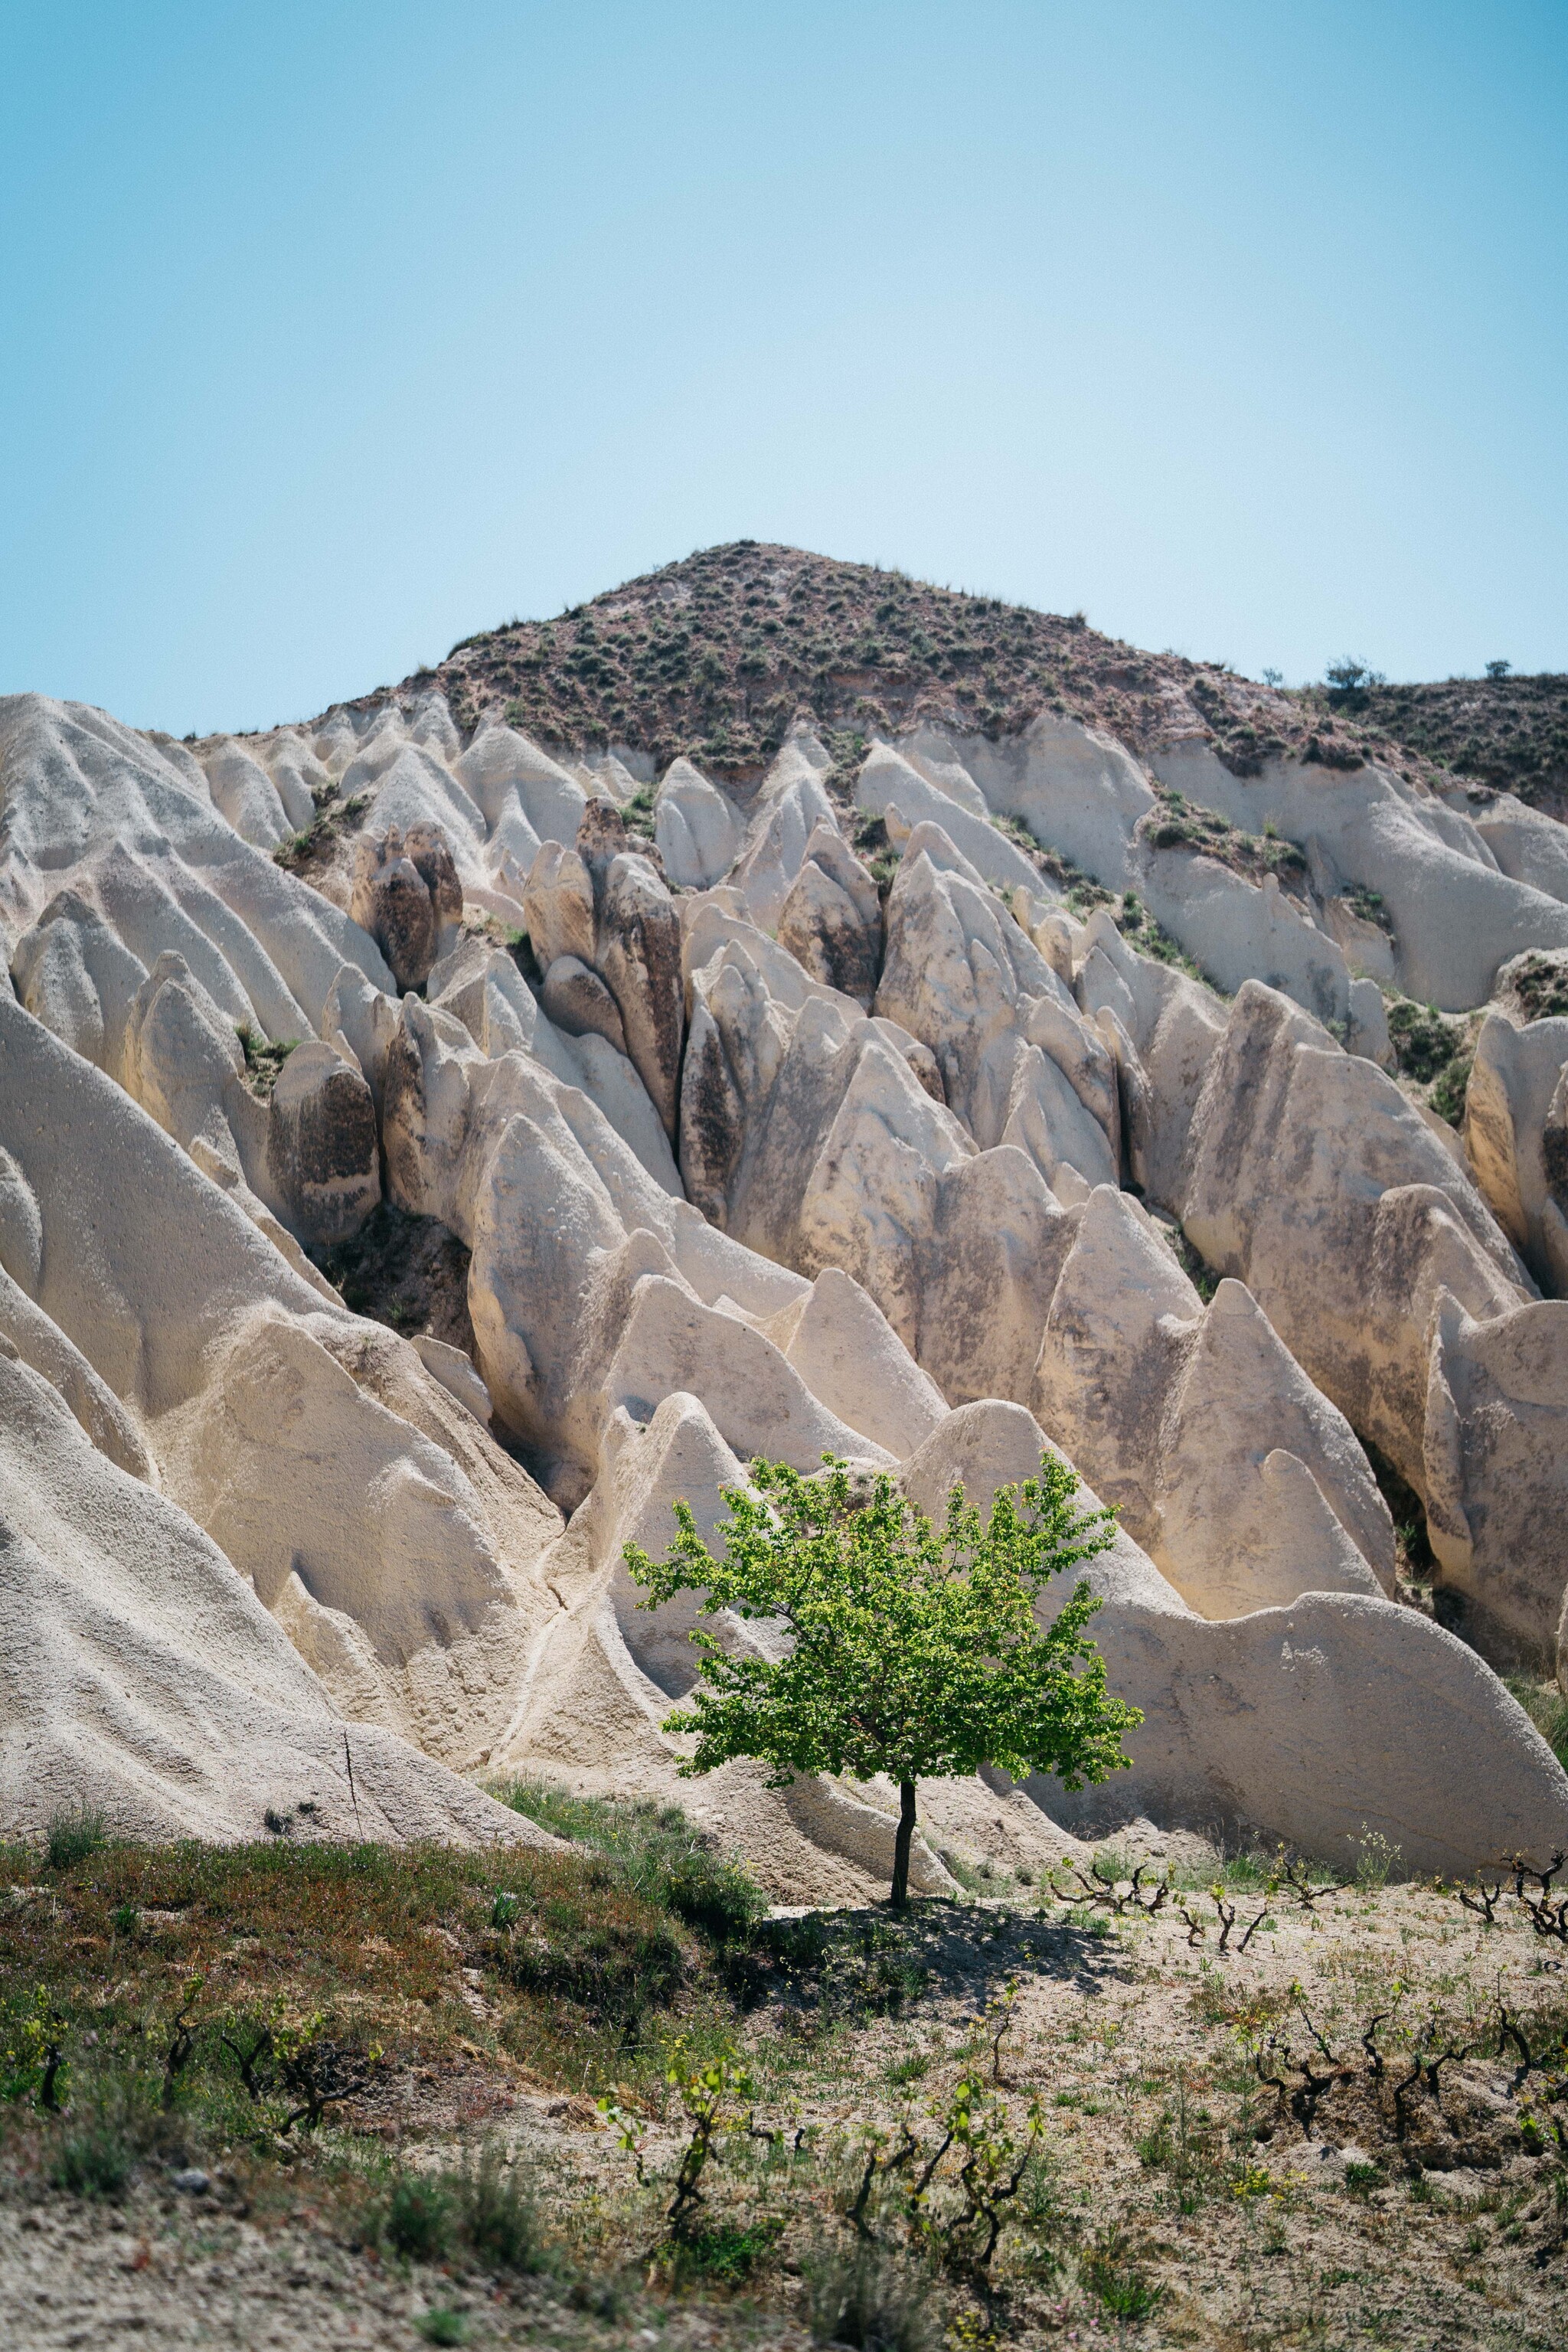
[1,1,1563,734]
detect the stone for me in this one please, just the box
[1133,838,1351,1030]
[856,740,1046,897]
[906,712,1155,893]
[875,823,1115,1190]
[1178,980,1528,1485]
[0,1343,553,1847]
[903,1403,1568,1877]
[348,828,439,992]
[402,821,463,934]
[521,840,596,973]
[729,737,838,929]
[1031,1187,1393,1617]
[765,1265,949,1460]
[594,846,685,1138]
[0,988,560,1768]
[776,822,882,1006]
[540,954,629,1055]
[1150,742,1568,1012]
[654,757,740,889]
[1464,1010,1568,1295]
[266,1040,381,1248]
[1423,1290,1568,1671]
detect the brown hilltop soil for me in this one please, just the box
[318,545,1565,823]
[358,543,1373,786]
[1305,670,1568,818]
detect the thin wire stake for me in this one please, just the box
[343,1729,363,1835]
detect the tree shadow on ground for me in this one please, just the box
[731,1896,1129,2018]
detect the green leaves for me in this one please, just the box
[622,1452,1142,1803]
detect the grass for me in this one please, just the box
[495,1782,767,1945]
[802,2237,942,2350]
[1505,1677,1568,1769]
[48,2118,136,2199]
[375,2140,546,2273]
[9,1824,1568,2345]
[415,2311,471,2347]
[1507,951,1568,1022]
[0,1829,716,2138]
[235,1024,299,1099]
[44,1805,106,1871]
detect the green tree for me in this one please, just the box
[622,1452,1142,1909]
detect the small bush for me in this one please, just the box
[1509,952,1568,1023]
[456,2141,544,2273]
[667,2215,782,2287]
[50,2122,133,2199]
[415,2311,470,2347]
[1429,1051,1472,1129]
[45,1807,106,1871]
[500,1908,684,2025]
[1351,1826,1401,1890]
[1081,2225,1165,2320]
[384,2170,456,2262]
[1385,998,1465,1086]
[1344,884,1393,933]
[235,1026,299,1099]
[803,2237,941,2350]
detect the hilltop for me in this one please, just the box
[349,542,1563,812]
[402,543,1370,784]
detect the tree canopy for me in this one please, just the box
[622,1451,1142,1906]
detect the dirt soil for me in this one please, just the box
[4,1868,1565,2350]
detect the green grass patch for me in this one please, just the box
[1506,1678,1568,1769]
[494,1783,766,1945]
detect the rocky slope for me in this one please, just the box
[2,547,1566,1891]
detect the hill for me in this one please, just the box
[408,542,1374,786]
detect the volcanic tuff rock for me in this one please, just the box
[2,544,1566,1884]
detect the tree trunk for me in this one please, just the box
[890,1780,917,1910]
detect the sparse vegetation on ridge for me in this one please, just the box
[366,543,1395,788]
[1304,668,1568,816]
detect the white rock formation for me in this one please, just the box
[654,756,741,889]
[0,1341,551,1847]
[906,713,1155,892]
[1133,838,1351,1030]
[1151,743,1568,1011]
[903,1402,1568,1877]
[1031,1187,1395,1616]
[728,735,838,929]
[1464,1007,1568,1295]
[776,822,882,1007]
[874,824,1118,1197]
[0,990,560,1769]
[3,660,1566,1878]
[856,740,1047,897]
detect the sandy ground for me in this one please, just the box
[3,1877,1566,2349]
